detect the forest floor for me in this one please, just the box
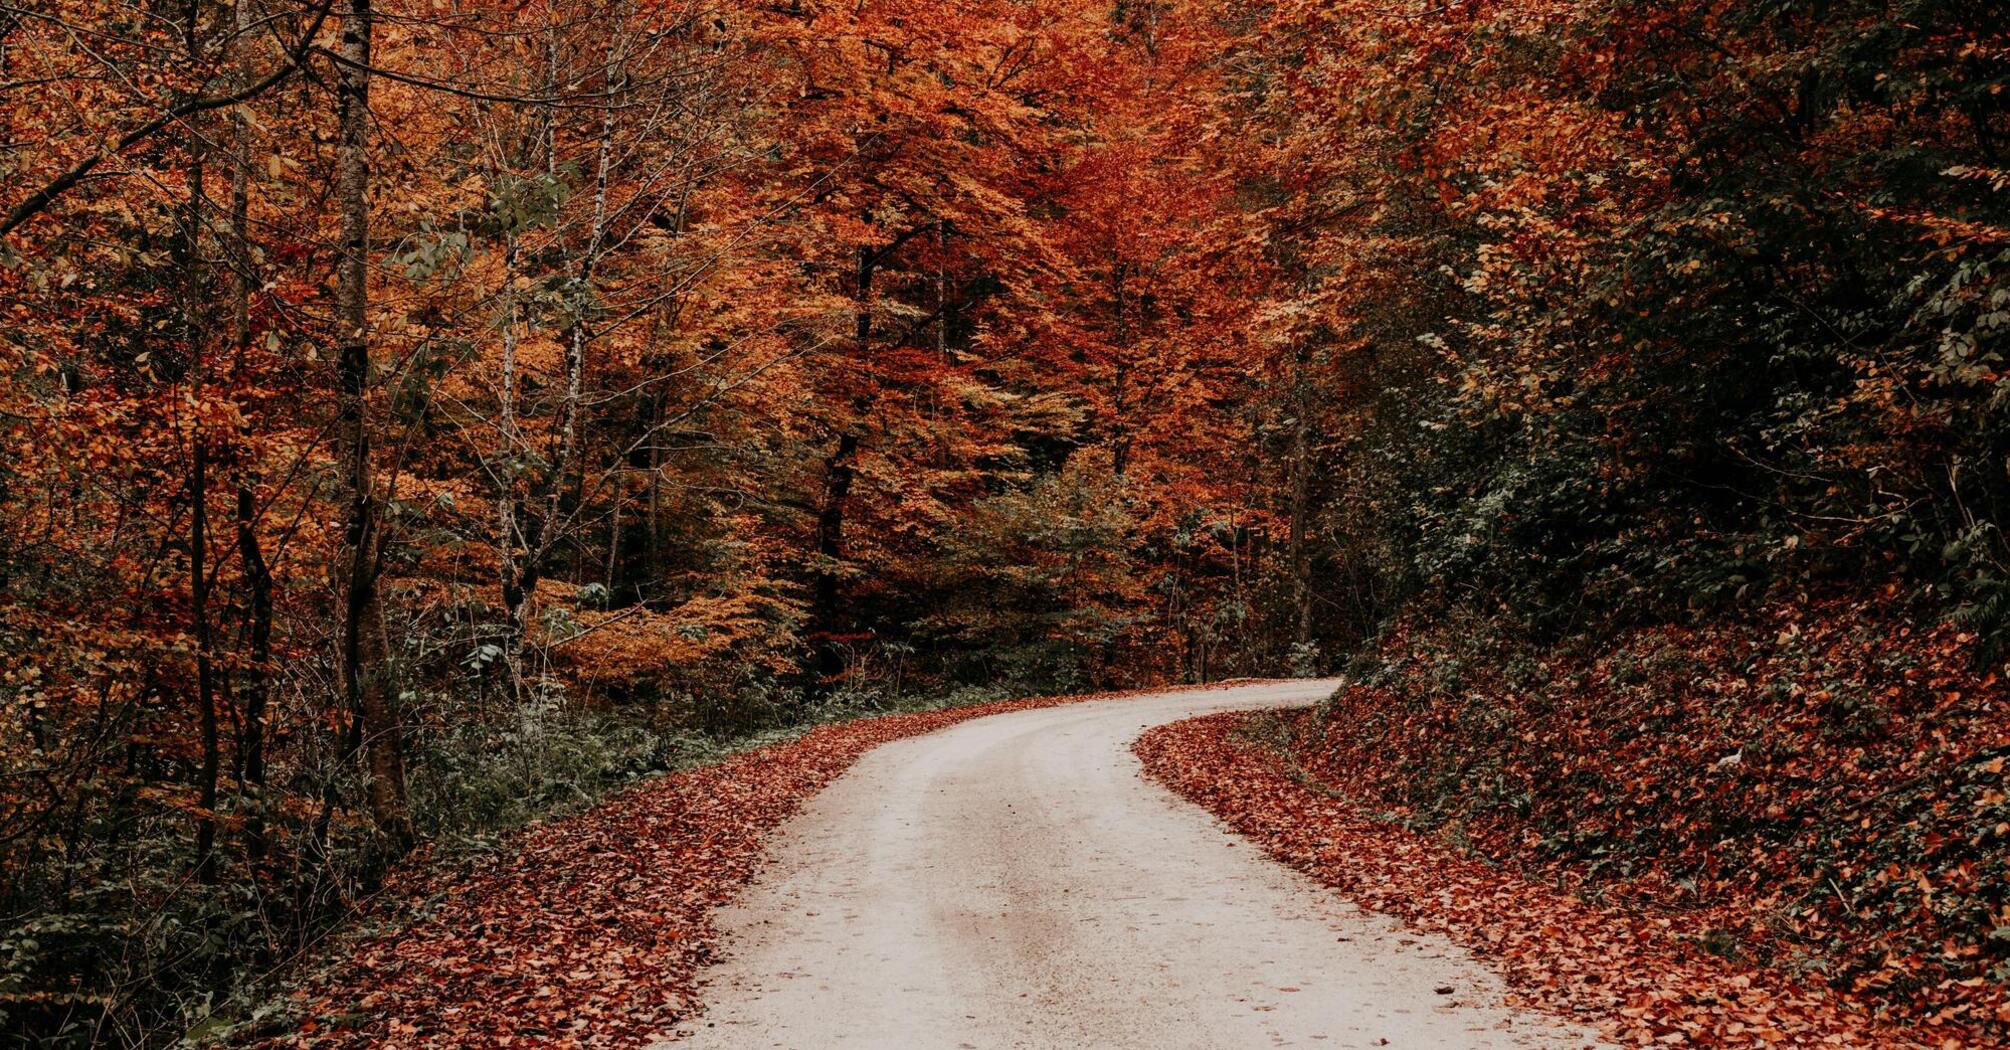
[1139,712,1960,1050]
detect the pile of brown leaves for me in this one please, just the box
[1136,712,1953,1049]
[261,685,1229,1049]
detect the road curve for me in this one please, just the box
[656,680,1610,1049]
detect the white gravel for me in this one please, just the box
[656,680,1612,1050]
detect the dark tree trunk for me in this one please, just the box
[334,0,411,850]
[186,138,221,885]
[805,244,879,686]
[1289,399,1313,650]
[177,0,221,885]
[809,430,861,683]
[228,0,275,866]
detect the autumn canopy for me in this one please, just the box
[0,0,2005,1045]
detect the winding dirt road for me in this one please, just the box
[657,680,1610,1049]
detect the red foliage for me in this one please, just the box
[1135,712,1954,1049]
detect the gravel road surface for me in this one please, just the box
[659,680,1609,1049]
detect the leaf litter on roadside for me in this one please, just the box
[258,684,1246,1049]
[1135,712,1964,1050]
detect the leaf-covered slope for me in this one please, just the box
[1137,711,1941,1049]
[1253,594,2010,1044]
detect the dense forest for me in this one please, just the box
[0,0,2005,1045]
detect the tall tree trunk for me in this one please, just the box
[807,245,876,686]
[191,389,220,882]
[645,387,664,601]
[936,218,948,358]
[1287,344,1315,656]
[496,231,526,690]
[604,487,622,596]
[234,480,274,855]
[496,9,561,677]
[1288,406,1313,650]
[502,24,625,677]
[229,0,275,866]
[1109,257,1132,478]
[809,429,861,683]
[334,0,410,850]
[169,0,225,881]
[181,38,220,883]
